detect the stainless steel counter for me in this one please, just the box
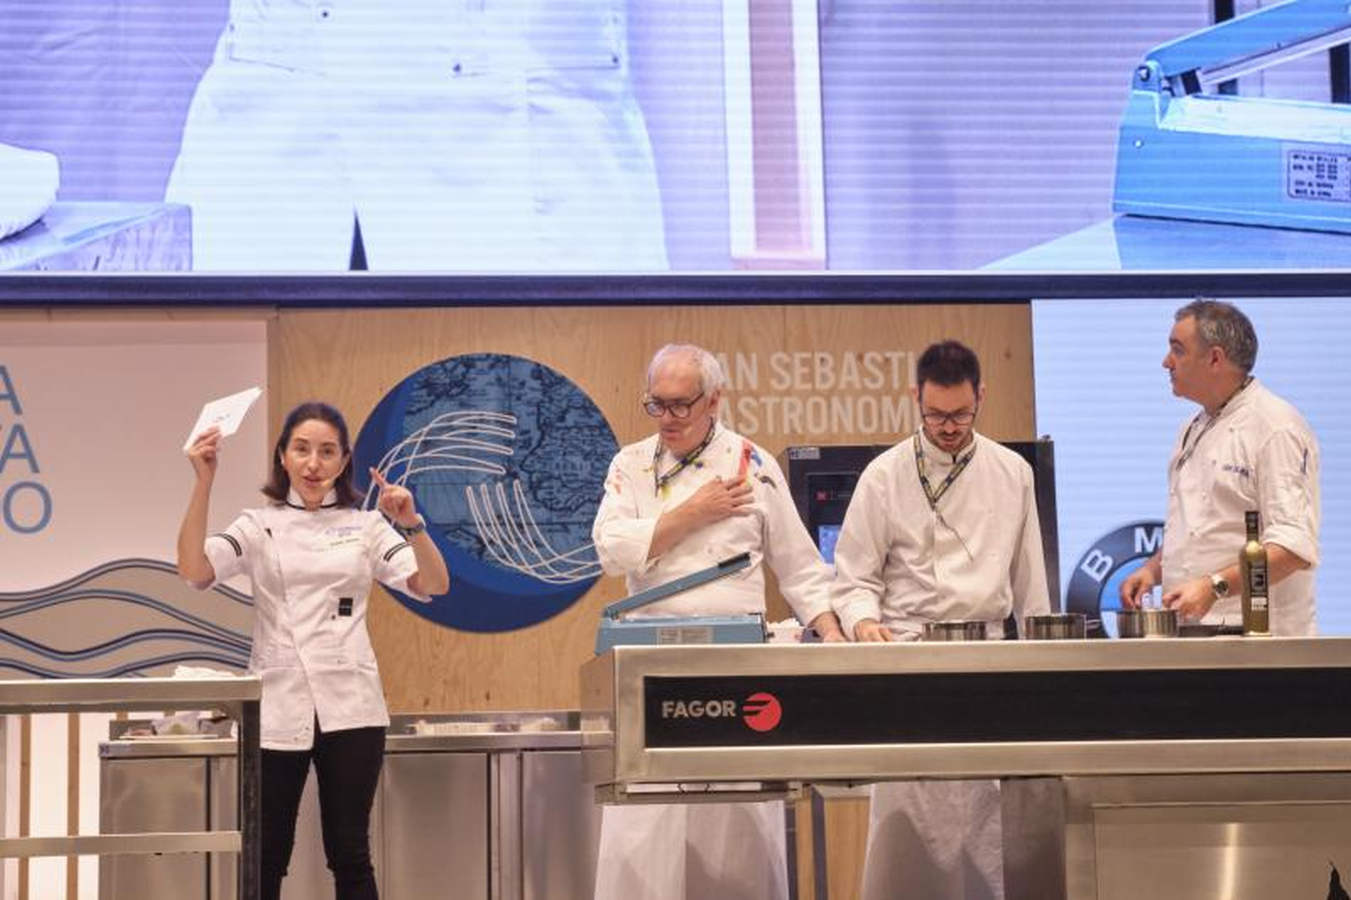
[101,721,587,759]
[583,640,1351,900]
[1002,772,1351,900]
[582,639,1351,796]
[99,712,599,900]
[0,677,261,900]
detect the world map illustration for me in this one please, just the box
[353,353,617,632]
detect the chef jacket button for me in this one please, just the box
[453,62,462,74]
[317,7,331,18]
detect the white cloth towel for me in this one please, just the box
[0,143,59,240]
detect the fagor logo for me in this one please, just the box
[742,692,782,732]
[658,692,784,732]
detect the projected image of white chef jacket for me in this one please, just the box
[204,491,428,750]
[592,425,832,624]
[166,0,667,272]
[832,430,1050,639]
[1162,378,1320,636]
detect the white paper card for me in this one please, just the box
[183,386,262,452]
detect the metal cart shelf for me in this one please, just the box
[0,677,261,900]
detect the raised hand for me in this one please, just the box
[185,426,222,481]
[369,467,419,528]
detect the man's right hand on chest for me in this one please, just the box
[682,476,754,526]
[647,476,755,562]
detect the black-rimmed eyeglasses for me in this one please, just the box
[920,408,977,427]
[642,392,704,419]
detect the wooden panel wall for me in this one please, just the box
[270,303,1035,713]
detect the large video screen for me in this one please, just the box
[2,0,1345,272]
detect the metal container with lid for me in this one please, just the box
[1115,608,1180,638]
[1024,613,1087,640]
[922,620,989,641]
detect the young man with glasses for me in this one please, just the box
[590,342,843,900]
[831,339,1049,900]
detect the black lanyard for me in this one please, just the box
[654,424,717,496]
[913,432,976,511]
[1175,376,1252,472]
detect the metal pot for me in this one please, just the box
[1024,613,1087,640]
[1114,608,1179,639]
[922,620,989,642]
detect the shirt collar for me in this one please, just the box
[285,487,339,510]
[657,420,719,464]
[1200,375,1256,424]
[1225,375,1257,414]
[917,428,978,466]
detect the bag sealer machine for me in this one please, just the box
[593,552,768,655]
[1114,0,1351,233]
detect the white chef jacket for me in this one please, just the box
[591,426,822,900]
[203,491,426,750]
[1161,378,1320,636]
[592,425,832,625]
[832,431,1046,900]
[166,0,667,272]
[832,431,1050,639]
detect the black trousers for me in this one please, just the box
[261,723,386,900]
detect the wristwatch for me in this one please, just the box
[394,516,427,538]
[1210,572,1231,600]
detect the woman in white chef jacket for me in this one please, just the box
[164,0,669,272]
[177,401,450,900]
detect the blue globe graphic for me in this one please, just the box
[353,353,617,632]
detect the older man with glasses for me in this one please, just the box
[590,342,843,900]
[831,339,1049,900]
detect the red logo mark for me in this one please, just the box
[742,692,782,732]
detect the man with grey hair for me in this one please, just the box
[1121,300,1320,635]
[591,342,843,900]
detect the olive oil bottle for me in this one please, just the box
[1240,510,1270,636]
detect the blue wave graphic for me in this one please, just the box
[0,653,254,680]
[0,558,254,678]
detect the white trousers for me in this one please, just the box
[594,801,789,900]
[166,36,668,271]
[860,780,1004,900]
